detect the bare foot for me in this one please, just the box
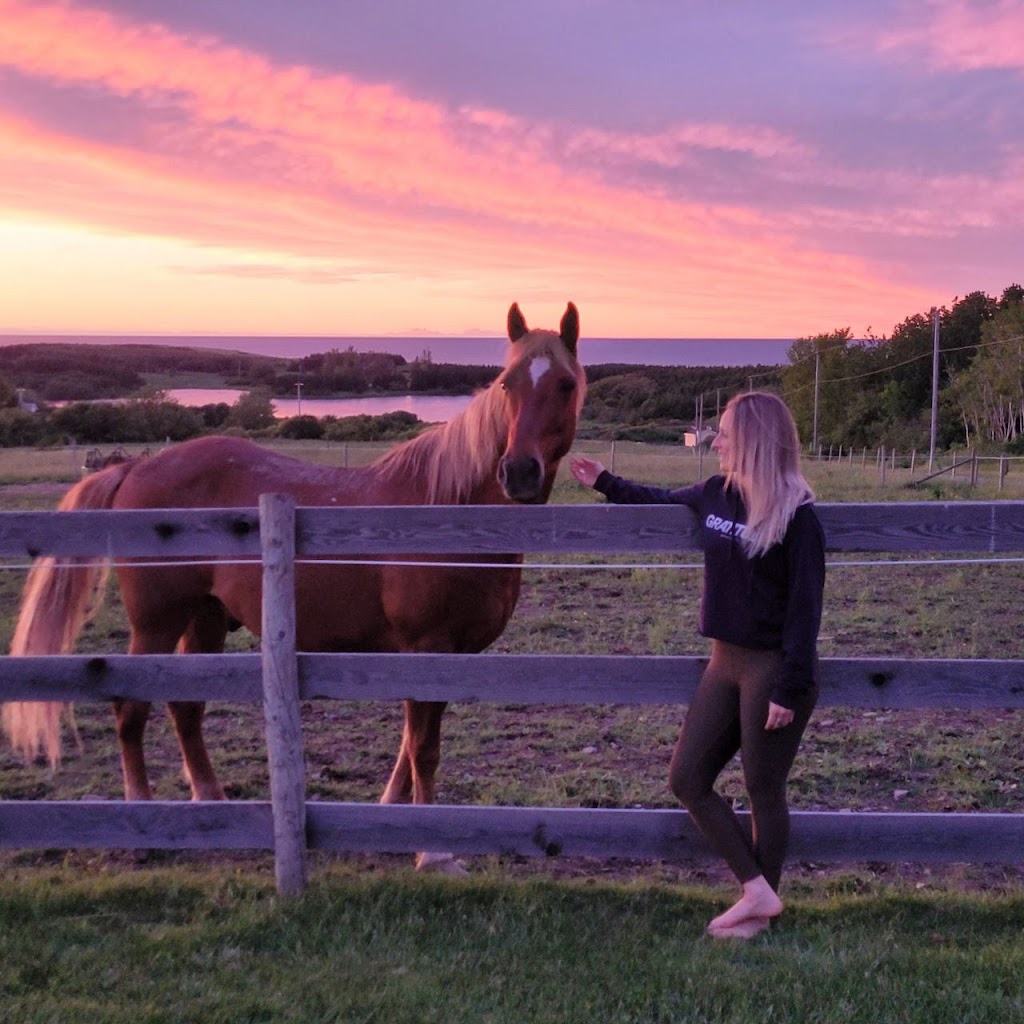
[707,917,771,941]
[415,851,470,876]
[708,876,783,932]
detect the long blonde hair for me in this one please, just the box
[721,391,814,556]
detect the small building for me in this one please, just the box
[683,426,716,451]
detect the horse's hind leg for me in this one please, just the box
[169,598,229,801]
[116,618,189,800]
[117,595,224,801]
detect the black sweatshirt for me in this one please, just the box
[594,471,825,708]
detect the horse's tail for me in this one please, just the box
[2,461,134,766]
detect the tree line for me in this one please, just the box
[0,342,496,403]
[782,284,1024,452]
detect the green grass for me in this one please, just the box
[1,865,1023,1024]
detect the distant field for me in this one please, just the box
[2,437,1023,502]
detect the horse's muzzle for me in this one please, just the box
[498,454,544,502]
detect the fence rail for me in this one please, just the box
[3,499,1024,893]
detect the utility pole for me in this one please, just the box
[696,393,705,477]
[928,308,939,470]
[812,349,820,452]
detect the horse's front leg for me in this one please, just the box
[381,699,466,874]
[168,701,226,801]
[113,698,153,801]
[380,698,446,802]
[379,700,415,806]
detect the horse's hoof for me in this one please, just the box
[415,851,470,876]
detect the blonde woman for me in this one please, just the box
[570,392,824,940]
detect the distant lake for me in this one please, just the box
[166,389,473,422]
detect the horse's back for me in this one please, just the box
[112,435,369,510]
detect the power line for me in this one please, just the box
[778,331,1024,400]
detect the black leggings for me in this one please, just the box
[669,641,817,892]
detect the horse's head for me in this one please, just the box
[496,302,586,503]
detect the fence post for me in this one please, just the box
[1000,455,1007,491]
[259,492,308,896]
[910,449,917,474]
[879,445,887,486]
[610,440,617,474]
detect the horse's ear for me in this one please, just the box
[508,303,529,342]
[559,302,579,355]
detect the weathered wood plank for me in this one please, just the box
[786,811,1024,863]
[3,654,1024,708]
[0,654,263,702]
[307,805,1024,864]
[5,502,1024,560]
[816,501,1024,552]
[4,802,1021,864]
[0,508,262,558]
[820,657,1024,708]
[296,504,700,554]
[297,653,1024,708]
[298,502,1024,554]
[0,800,273,849]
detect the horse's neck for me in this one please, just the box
[366,395,511,506]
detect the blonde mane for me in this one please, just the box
[374,332,584,504]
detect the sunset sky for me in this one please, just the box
[1,0,1022,340]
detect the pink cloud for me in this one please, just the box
[563,122,811,167]
[0,2,804,260]
[0,0,938,336]
[877,0,1024,73]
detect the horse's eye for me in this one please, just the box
[500,379,509,391]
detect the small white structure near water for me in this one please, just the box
[683,426,716,452]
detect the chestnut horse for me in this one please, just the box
[3,302,585,868]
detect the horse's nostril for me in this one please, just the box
[500,456,543,499]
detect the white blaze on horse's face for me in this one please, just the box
[529,357,551,387]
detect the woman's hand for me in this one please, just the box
[569,456,605,488]
[764,701,794,731]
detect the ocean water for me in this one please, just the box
[0,334,793,368]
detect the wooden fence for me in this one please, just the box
[2,498,1024,894]
[807,444,1024,490]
